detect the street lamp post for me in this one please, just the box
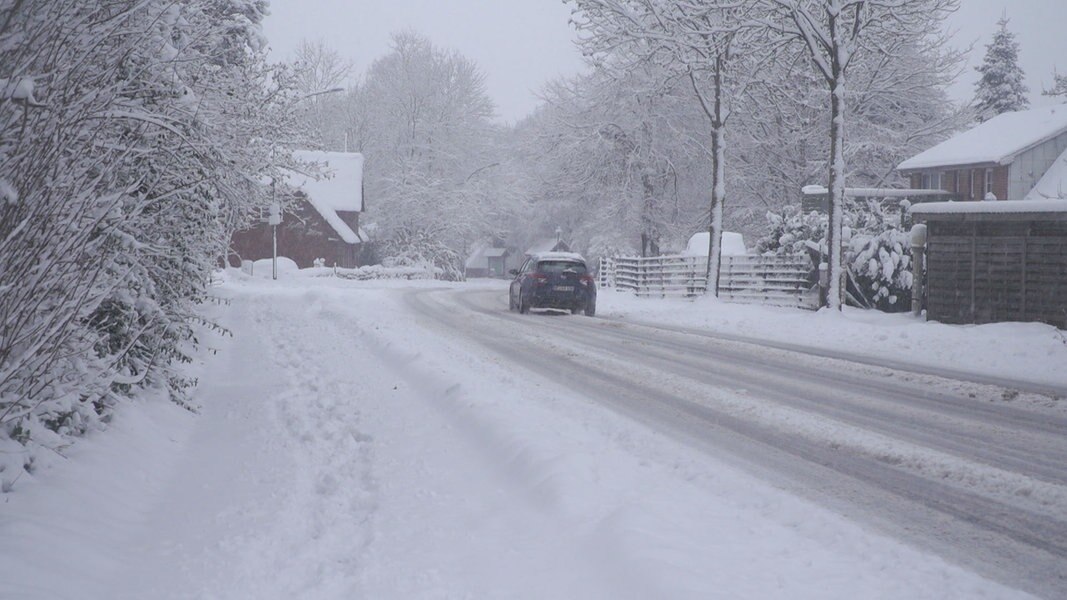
[268,86,345,280]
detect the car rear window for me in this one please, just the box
[537,260,587,274]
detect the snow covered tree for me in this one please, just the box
[348,32,500,279]
[570,0,762,293]
[291,39,352,148]
[973,16,1029,121]
[756,0,959,310]
[519,67,700,259]
[1043,70,1067,99]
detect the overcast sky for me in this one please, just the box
[263,0,1067,124]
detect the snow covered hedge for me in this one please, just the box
[311,264,441,281]
[0,0,296,491]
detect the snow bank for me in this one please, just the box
[599,292,1067,390]
[250,256,298,277]
[308,264,439,280]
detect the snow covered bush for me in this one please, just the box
[755,206,828,257]
[848,228,913,312]
[755,200,913,311]
[0,0,290,490]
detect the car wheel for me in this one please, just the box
[519,295,530,314]
[584,300,596,317]
[571,306,581,315]
[508,292,516,312]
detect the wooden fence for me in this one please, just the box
[600,254,820,310]
[921,218,1067,328]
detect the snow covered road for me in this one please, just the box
[3,276,1064,599]
[406,283,1067,599]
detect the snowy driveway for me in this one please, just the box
[3,276,1064,599]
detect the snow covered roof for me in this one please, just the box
[682,231,747,257]
[909,199,1067,215]
[289,150,364,211]
[898,104,1067,171]
[286,150,365,244]
[1026,147,1067,200]
[464,244,509,269]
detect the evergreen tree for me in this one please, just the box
[973,16,1029,121]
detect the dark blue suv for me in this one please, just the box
[509,253,596,316]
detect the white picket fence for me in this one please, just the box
[600,254,820,310]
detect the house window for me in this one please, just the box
[920,173,941,190]
[970,170,980,200]
[984,169,994,197]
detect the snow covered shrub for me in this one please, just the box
[754,200,914,311]
[848,228,913,312]
[755,206,828,256]
[0,0,287,490]
[843,199,913,312]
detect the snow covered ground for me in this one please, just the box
[598,287,1067,392]
[0,272,1052,599]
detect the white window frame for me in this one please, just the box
[985,168,994,196]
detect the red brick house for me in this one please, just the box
[898,104,1067,201]
[231,150,366,268]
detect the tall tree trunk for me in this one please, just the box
[704,57,725,297]
[641,171,656,257]
[707,125,725,296]
[827,52,846,310]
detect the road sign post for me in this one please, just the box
[269,202,282,280]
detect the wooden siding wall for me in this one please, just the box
[909,165,1008,200]
[925,220,1067,327]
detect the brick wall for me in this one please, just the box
[229,201,363,268]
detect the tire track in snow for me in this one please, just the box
[405,286,1067,599]
[305,300,683,600]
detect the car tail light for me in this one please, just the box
[580,275,594,286]
[530,272,548,284]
